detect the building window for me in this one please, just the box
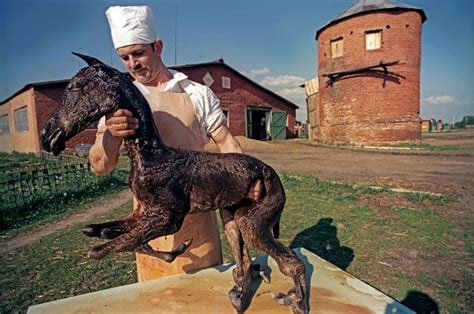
[222,76,231,89]
[331,37,343,58]
[14,106,29,132]
[0,115,9,134]
[365,30,382,50]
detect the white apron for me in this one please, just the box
[134,88,223,282]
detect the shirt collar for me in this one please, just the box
[165,70,188,92]
[132,69,188,94]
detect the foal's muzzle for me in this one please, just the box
[41,121,67,156]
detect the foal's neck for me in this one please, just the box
[121,91,171,160]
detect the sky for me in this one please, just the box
[1,0,473,123]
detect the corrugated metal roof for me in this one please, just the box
[316,0,427,39]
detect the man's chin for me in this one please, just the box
[133,75,149,84]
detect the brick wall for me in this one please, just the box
[35,85,98,151]
[178,64,296,138]
[0,88,38,153]
[2,62,296,155]
[316,10,423,145]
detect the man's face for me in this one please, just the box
[117,43,162,85]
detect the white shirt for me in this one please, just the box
[133,70,227,144]
[98,70,227,144]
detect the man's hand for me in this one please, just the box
[105,109,139,138]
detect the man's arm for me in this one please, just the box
[89,129,122,175]
[89,109,138,175]
[212,125,243,153]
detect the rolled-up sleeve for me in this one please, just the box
[203,87,227,138]
[94,116,107,144]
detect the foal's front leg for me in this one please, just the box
[83,211,141,239]
[136,239,193,263]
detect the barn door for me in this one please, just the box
[246,108,252,138]
[271,111,286,140]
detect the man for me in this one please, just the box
[89,5,260,282]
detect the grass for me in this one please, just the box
[0,152,66,167]
[0,174,471,313]
[0,203,136,313]
[391,142,474,151]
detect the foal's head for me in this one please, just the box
[41,53,126,155]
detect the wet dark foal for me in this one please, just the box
[40,53,308,314]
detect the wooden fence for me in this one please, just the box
[0,160,96,211]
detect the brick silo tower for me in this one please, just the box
[314,0,427,145]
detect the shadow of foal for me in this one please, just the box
[40,53,308,314]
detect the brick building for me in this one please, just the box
[310,0,427,145]
[0,59,297,154]
[0,80,97,153]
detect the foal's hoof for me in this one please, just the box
[100,228,123,239]
[175,238,193,255]
[82,225,100,237]
[228,286,251,313]
[272,288,308,314]
[181,238,193,249]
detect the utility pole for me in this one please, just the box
[174,1,178,65]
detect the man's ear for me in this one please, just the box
[154,39,163,55]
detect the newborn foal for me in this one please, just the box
[41,53,308,314]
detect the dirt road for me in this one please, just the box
[222,131,474,217]
[0,190,133,254]
[218,131,474,195]
[248,142,473,194]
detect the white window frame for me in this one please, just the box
[331,37,343,58]
[365,30,382,50]
[222,76,231,89]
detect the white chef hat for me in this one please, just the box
[106,6,157,49]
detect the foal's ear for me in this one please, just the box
[72,52,104,66]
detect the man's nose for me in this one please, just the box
[129,56,140,69]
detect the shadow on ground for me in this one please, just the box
[401,290,440,313]
[289,217,354,270]
[385,289,439,313]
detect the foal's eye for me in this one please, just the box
[71,86,81,92]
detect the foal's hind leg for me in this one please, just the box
[220,208,269,313]
[239,222,308,314]
[236,188,308,314]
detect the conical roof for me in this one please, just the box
[316,0,427,39]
